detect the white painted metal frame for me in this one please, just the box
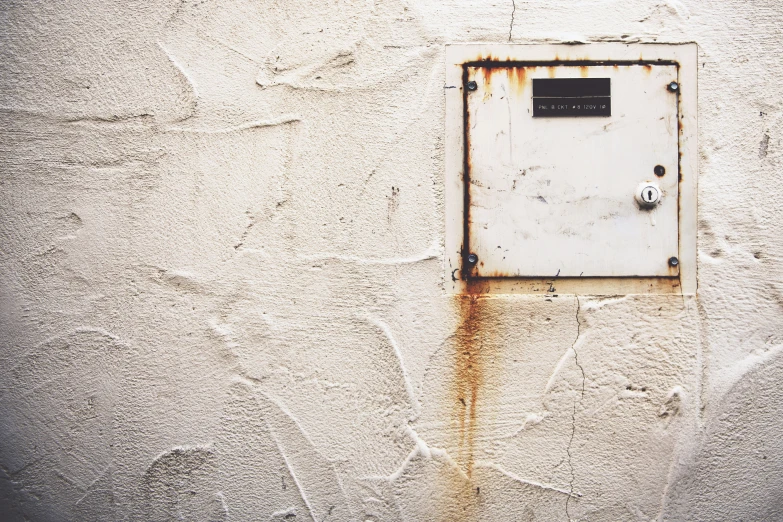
[445,43,698,295]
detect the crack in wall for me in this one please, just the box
[565,296,585,521]
[508,0,516,42]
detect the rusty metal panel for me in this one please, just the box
[466,64,679,278]
[444,44,698,295]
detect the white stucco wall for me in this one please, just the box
[1,1,782,520]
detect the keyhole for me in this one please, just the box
[636,182,660,208]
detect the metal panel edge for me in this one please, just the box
[444,43,698,295]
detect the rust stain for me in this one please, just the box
[462,64,473,279]
[508,66,527,96]
[579,65,589,78]
[473,53,499,64]
[471,270,508,278]
[433,276,491,522]
[675,68,683,282]
[642,64,652,75]
[442,277,500,521]
[481,67,494,94]
[452,279,491,479]
[678,150,683,181]
[547,65,557,78]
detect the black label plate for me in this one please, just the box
[532,78,611,117]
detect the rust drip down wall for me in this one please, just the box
[450,279,496,474]
[445,279,495,522]
[452,289,487,477]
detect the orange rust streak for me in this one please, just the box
[452,280,490,479]
[579,65,589,78]
[441,278,495,521]
[454,295,480,477]
[482,67,501,94]
[508,66,527,96]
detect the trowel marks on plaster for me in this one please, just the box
[214,382,351,521]
[143,446,228,521]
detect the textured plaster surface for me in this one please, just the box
[1,0,782,520]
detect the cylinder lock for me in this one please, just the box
[635,182,662,209]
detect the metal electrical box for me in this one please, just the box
[445,44,697,295]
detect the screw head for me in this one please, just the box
[668,256,679,267]
[667,81,679,92]
[467,253,478,265]
[654,165,666,177]
[466,81,478,91]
